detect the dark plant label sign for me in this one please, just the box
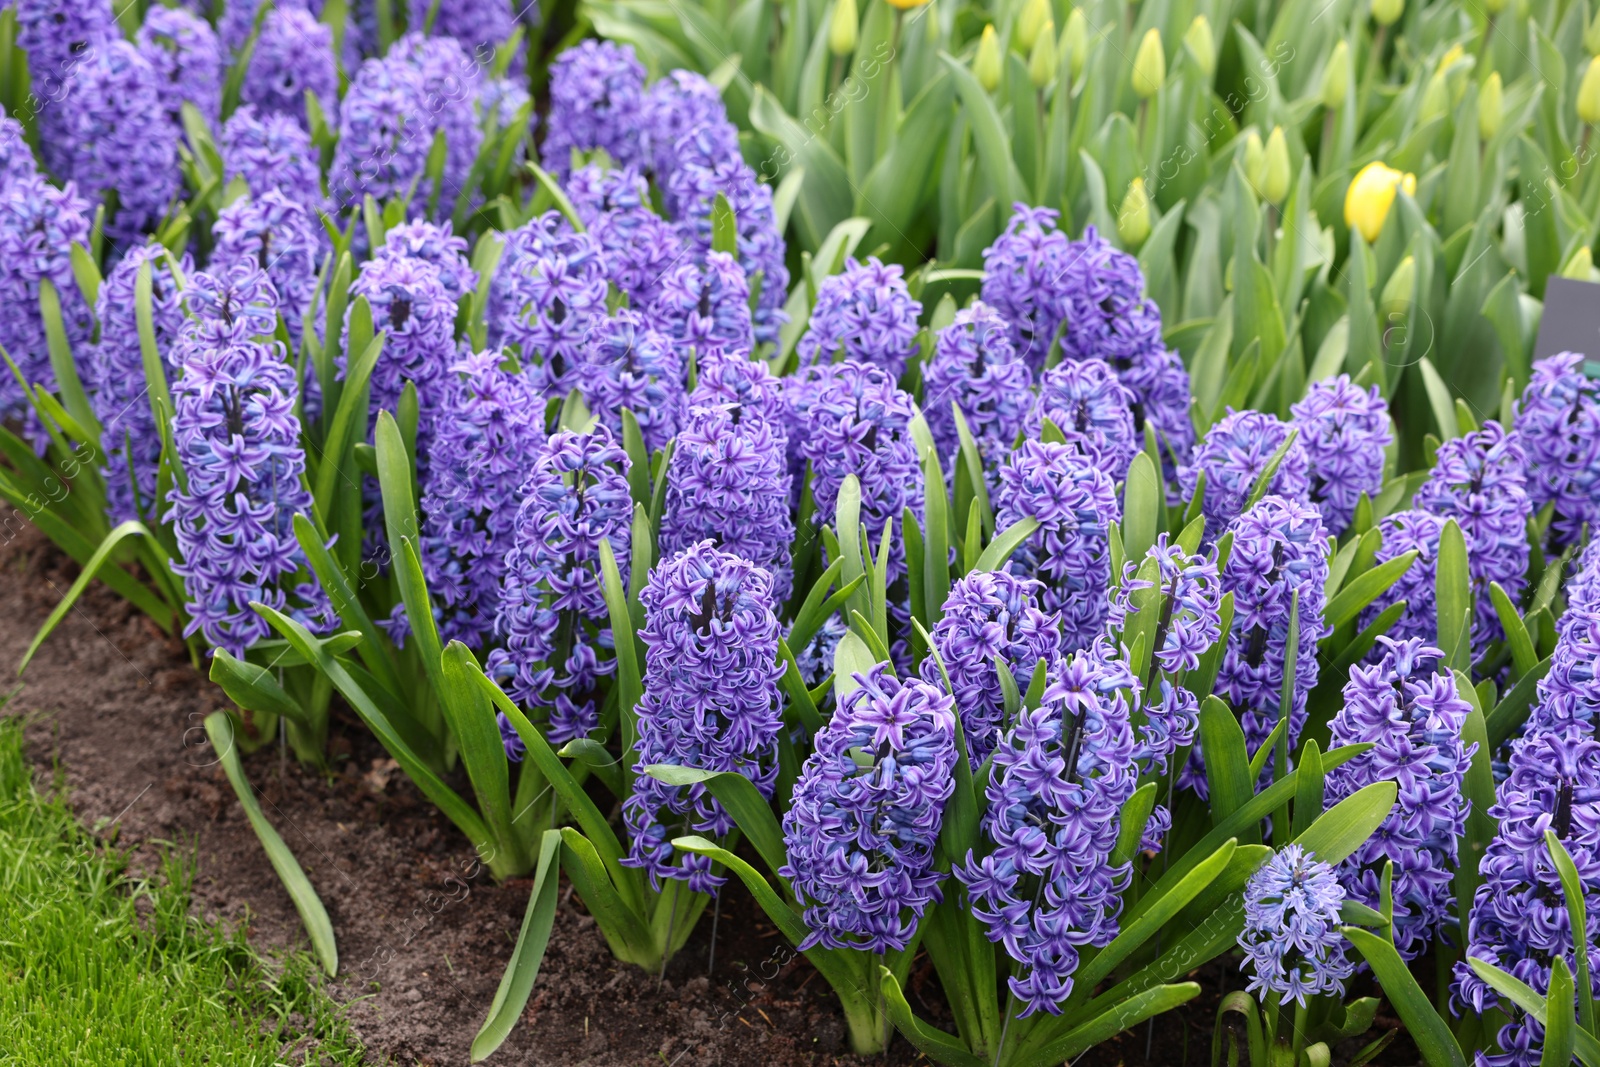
[1536,277,1600,376]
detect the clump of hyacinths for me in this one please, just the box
[1237,846,1354,1046]
[920,301,1030,480]
[1290,375,1392,536]
[1514,351,1600,550]
[1180,410,1310,538]
[798,257,922,378]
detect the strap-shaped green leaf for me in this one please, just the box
[471,829,562,1062]
[1436,519,1472,671]
[1323,550,1416,630]
[18,520,160,675]
[209,650,311,726]
[559,828,655,965]
[1018,982,1200,1065]
[877,968,986,1067]
[1546,830,1596,1035]
[1345,927,1468,1067]
[1468,957,1600,1067]
[643,766,788,880]
[972,516,1041,573]
[1201,695,1253,829]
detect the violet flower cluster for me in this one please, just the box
[539,40,647,176]
[994,439,1121,650]
[344,246,459,450]
[919,571,1064,768]
[780,663,957,952]
[1325,637,1474,959]
[652,251,754,354]
[1514,351,1600,549]
[415,350,545,650]
[1179,409,1311,538]
[981,204,1075,370]
[240,7,337,125]
[623,543,785,893]
[1414,420,1531,649]
[920,301,1031,475]
[1290,375,1392,536]
[1238,844,1354,1007]
[567,164,685,311]
[86,244,191,524]
[409,0,519,72]
[222,106,325,207]
[578,308,685,454]
[1360,509,1446,647]
[165,266,336,658]
[135,5,222,127]
[955,642,1140,1014]
[492,211,609,396]
[797,257,922,379]
[328,54,430,212]
[1530,545,1600,736]
[490,426,632,747]
[1029,358,1138,484]
[212,191,325,349]
[14,0,114,170]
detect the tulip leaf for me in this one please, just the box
[1344,927,1469,1067]
[470,829,561,1062]
[1436,519,1472,670]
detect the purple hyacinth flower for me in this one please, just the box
[491,211,609,395]
[622,543,786,892]
[919,571,1063,768]
[920,301,1030,474]
[1290,375,1392,536]
[1515,352,1600,549]
[1528,544,1600,735]
[212,190,326,350]
[1030,358,1139,483]
[222,105,325,207]
[136,5,222,127]
[1326,637,1475,959]
[568,164,686,309]
[661,403,794,604]
[328,54,429,212]
[579,308,685,454]
[1360,509,1445,648]
[344,251,458,452]
[416,349,544,650]
[86,243,191,524]
[372,219,476,302]
[1239,845,1354,1007]
[955,640,1140,1015]
[1414,420,1532,650]
[166,266,337,657]
[408,0,519,72]
[539,40,646,177]
[0,111,36,192]
[781,662,957,952]
[640,69,727,178]
[994,439,1121,650]
[0,174,93,449]
[1179,409,1312,538]
[652,250,754,354]
[981,203,1076,371]
[391,33,484,212]
[240,7,337,127]
[797,257,922,379]
[491,426,631,745]
[14,0,115,172]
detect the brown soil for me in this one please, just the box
[0,523,1421,1066]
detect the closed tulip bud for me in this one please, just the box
[1017,0,1050,53]
[1029,20,1057,88]
[885,0,931,9]
[1581,58,1600,125]
[828,0,858,56]
[1587,8,1600,56]
[1371,0,1403,27]
[1439,43,1465,70]
[975,25,1003,91]
[1320,40,1351,109]
[1261,127,1291,205]
[1243,129,1265,191]
[1380,255,1415,318]
[1132,28,1166,98]
[1483,0,1508,13]
[1563,245,1595,279]
[1478,72,1503,139]
[1184,15,1216,78]
[1344,161,1416,243]
[1118,177,1152,247]
[1063,8,1088,80]
[1418,70,1448,124]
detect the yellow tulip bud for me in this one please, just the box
[1418,70,1449,124]
[1380,255,1415,318]
[1478,72,1503,140]
[1243,129,1265,191]
[884,0,931,9]
[1063,8,1088,80]
[1260,127,1291,205]
[1184,16,1216,78]
[1371,0,1404,27]
[1320,40,1351,109]
[1344,160,1416,243]
[1132,28,1166,99]
[1439,43,1465,70]
[828,0,858,56]
[974,24,1003,92]
[1482,0,1508,13]
[1562,245,1595,280]
[1016,0,1050,53]
[1029,19,1057,89]
[1587,8,1600,56]
[1581,58,1600,125]
[1117,178,1152,248]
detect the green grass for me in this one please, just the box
[0,712,369,1066]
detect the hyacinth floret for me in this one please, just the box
[415,350,544,649]
[539,40,646,176]
[15,0,114,169]
[492,211,609,395]
[1414,420,1531,648]
[211,191,325,348]
[920,301,1030,473]
[1030,358,1139,483]
[491,426,631,746]
[955,641,1140,1014]
[652,250,754,355]
[1515,351,1600,549]
[344,252,458,448]
[689,347,784,416]
[579,308,685,454]
[919,571,1063,768]
[1325,637,1474,960]
[623,543,785,892]
[661,404,794,603]
[1360,509,1445,647]
[994,440,1121,650]
[0,111,36,191]
[1238,844,1354,1007]
[567,164,685,309]
[241,7,337,126]
[1180,409,1312,537]
[781,663,957,952]
[0,174,93,446]
[135,5,222,127]
[87,244,191,524]
[798,361,924,589]
[1289,375,1392,536]
[222,105,325,207]
[328,55,430,211]
[797,257,922,379]
[373,220,476,302]
[1454,726,1600,1067]
[981,204,1076,370]
[166,268,336,658]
